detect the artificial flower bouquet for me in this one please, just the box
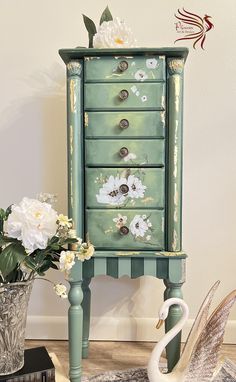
[82,6,136,48]
[0,194,94,297]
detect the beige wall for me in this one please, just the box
[1,0,236,342]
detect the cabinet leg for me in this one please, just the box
[68,280,83,382]
[82,278,91,359]
[163,280,183,372]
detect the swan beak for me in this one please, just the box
[156,319,164,329]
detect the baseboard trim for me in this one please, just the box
[26,316,236,344]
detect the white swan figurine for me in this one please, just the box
[147,281,236,382]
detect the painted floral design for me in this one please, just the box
[113,214,127,228]
[141,95,147,102]
[134,69,148,81]
[96,175,127,205]
[127,175,146,199]
[109,213,154,243]
[146,58,158,69]
[96,171,147,206]
[123,153,136,162]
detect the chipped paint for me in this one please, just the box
[114,56,133,59]
[85,56,100,61]
[161,95,165,109]
[161,111,166,124]
[70,79,77,113]
[69,125,73,155]
[69,125,74,209]
[158,251,186,257]
[84,112,89,127]
[172,230,178,251]
[116,251,140,256]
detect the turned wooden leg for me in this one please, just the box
[164,279,183,372]
[81,278,91,359]
[68,279,83,382]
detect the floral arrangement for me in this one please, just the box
[0,194,94,297]
[82,6,136,48]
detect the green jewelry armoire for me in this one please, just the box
[59,47,188,382]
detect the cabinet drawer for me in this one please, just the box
[85,111,165,138]
[86,209,164,250]
[85,139,165,166]
[84,83,165,110]
[86,167,164,208]
[84,56,165,82]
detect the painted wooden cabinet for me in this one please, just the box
[59,47,188,382]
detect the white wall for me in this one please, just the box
[1,0,236,343]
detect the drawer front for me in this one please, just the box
[84,83,165,110]
[85,56,165,82]
[85,139,165,166]
[86,209,164,250]
[86,168,164,208]
[85,111,165,138]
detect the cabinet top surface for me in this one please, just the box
[59,47,188,64]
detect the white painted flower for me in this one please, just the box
[59,250,75,273]
[135,91,140,96]
[54,283,67,298]
[113,214,127,228]
[96,175,126,205]
[127,175,146,199]
[135,70,148,81]
[146,58,158,69]
[123,153,137,162]
[93,17,137,48]
[146,235,151,241]
[141,95,148,102]
[129,215,149,238]
[76,243,95,262]
[147,220,152,227]
[4,197,58,254]
[131,85,137,93]
[57,214,72,228]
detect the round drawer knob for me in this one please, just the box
[119,226,129,235]
[119,184,129,194]
[119,119,129,129]
[119,147,129,158]
[119,89,129,100]
[118,60,129,72]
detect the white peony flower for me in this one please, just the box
[93,17,137,48]
[127,175,146,199]
[59,250,75,273]
[54,283,67,298]
[113,214,127,228]
[129,215,149,238]
[96,175,126,205]
[134,70,148,81]
[4,197,58,254]
[146,58,158,69]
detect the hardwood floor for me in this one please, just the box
[25,340,236,377]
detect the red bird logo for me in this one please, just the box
[174,8,214,49]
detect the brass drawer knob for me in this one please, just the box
[119,226,129,235]
[119,119,129,129]
[119,89,129,100]
[119,184,129,194]
[119,147,129,158]
[118,60,129,72]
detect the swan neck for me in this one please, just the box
[148,298,189,382]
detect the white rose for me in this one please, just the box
[4,197,58,253]
[93,17,137,49]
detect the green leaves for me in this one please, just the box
[82,6,113,48]
[100,6,113,25]
[0,242,26,279]
[82,14,97,48]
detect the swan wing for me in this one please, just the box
[185,289,236,382]
[176,281,220,373]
